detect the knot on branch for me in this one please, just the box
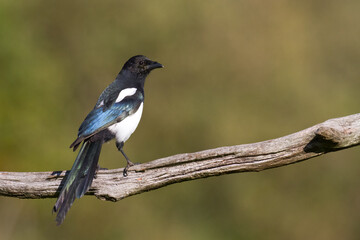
[304,126,342,153]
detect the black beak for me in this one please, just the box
[146,61,164,71]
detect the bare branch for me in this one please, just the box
[1,113,359,201]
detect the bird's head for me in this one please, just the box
[123,55,163,76]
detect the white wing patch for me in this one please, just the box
[116,88,137,103]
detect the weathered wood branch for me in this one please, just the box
[1,113,359,201]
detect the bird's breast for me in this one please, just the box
[108,103,143,143]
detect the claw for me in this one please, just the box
[123,160,135,177]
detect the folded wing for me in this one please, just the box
[70,92,143,150]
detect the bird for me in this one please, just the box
[53,55,163,225]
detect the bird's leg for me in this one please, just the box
[120,149,134,177]
[116,141,135,177]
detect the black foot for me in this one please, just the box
[117,141,138,177]
[123,161,135,177]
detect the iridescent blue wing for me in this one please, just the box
[70,92,143,150]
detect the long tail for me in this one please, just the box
[53,140,103,225]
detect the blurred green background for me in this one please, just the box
[1,0,360,239]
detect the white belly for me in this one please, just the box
[108,103,143,143]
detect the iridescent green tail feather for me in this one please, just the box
[53,140,102,225]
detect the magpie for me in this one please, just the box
[53,55,163,225]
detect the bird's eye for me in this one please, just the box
[139,61,144,65]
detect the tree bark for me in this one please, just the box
[1,113,359,201]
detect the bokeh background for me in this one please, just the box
[1,0,360,239]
